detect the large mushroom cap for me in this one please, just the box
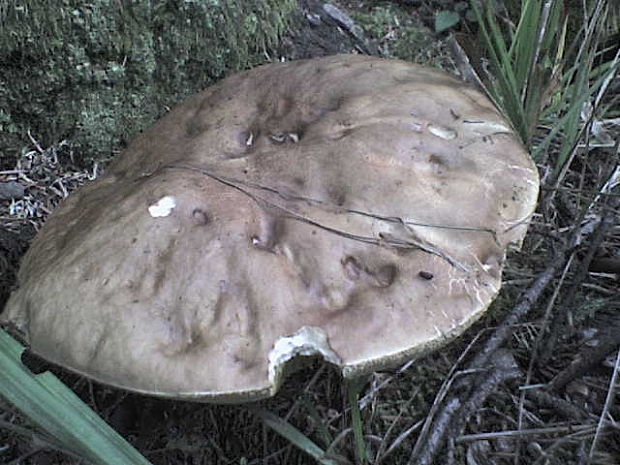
[2,55,538,402]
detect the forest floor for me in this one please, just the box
[1,1,619,464]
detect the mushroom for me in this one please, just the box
[1,55,539,403]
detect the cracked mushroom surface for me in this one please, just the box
[2,55,539,402]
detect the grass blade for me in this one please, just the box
[0,328,152,465]
[257,410,339,465]
[301,397,334,449]
[348,377,368,465]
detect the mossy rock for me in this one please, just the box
[0,0,296,165]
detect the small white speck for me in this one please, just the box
[148,196,177,218]
[410,122,423,132]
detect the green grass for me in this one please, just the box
[0,329,152,464]
[470,0,619,177]
[255,410,339,465]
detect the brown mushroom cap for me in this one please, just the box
[2,55,538,402]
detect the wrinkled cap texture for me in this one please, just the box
[2,55,539,402]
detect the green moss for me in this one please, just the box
[350,5,446,65]
[0,0,296,164]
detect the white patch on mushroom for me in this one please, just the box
[463,119,512,135]
[508,164,536,174]
[148,196,177,218]
[447,276,467,295]
[277,243,296,264]
[428,124,457,140]
[268,326,341,388]
[410,122,423,132]
[522,178,539,188]
[269,133,286,143]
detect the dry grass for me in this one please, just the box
[0,137,109,233]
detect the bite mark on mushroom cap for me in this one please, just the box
[1,55,539,402]
[268,326,341,393]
